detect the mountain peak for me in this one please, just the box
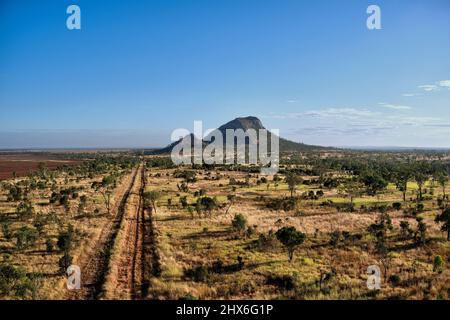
[218,116,265,132]
[153,116,329,154]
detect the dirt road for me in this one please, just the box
[67,165,139,300]
[102,163,150,299]
[66,162,161,300]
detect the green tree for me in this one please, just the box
[196,197,218,217]
[14,226,39,251]
[338,178,364,208]
[0,264,34,298]
[92,175,116,215]
[435,207,450,240]
[394,168,411,202]
[275,226,306,262]
[175,170,196,191]
[16,201,34,220]
[57,226,74,252]
[143,191,161,214]
[437,173,448,200]
[1,221,13,241]
[413,171,427,202]
[225,194,236,215]
[399,220,413,239]
[415,217,427,245]
[58,251,73,275]
[368,212,392,253]
[285,172,302,198]
[361,172,388,196]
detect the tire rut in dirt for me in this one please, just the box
[67,166,139,300]
[130,164,147,299]
[104,163,148,299]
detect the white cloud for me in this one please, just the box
[418,80,450,92]
[419,84,439,92]
[378,102,411,110]
[267,107,447,131]
[402,93,422,97]
[438,80,450,89]
[286,99,298,103]
[303,108,375,119]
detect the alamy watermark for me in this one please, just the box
[66,5,81,30]
[66,5,380,31]
[367,5,382,30]
[170,121,279,175]
[67,265,81,290]
[367,265,381,290]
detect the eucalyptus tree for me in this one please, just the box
[285,172,302,198]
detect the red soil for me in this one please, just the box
[0,154,80,180]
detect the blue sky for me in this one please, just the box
[0,0,449,148]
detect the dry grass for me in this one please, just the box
[1,161,449,300]
[143,167,450,300]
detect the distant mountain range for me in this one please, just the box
[154,116,328,154]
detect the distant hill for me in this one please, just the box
[217,116,265,132]
[154,116,328,154]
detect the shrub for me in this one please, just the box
[179,293,198,300]
[33,214,47,235]
[334,202,354,213]
[184,265,209,282]
[433,255,444,273]
[179,196,188,208]
[256,231,278,251]
[236,256,244,270]
[265,197,298,211]
[14,226,39,251]
[46,238,55,253]
[231,214,247,233]
[392,202,402,211]
[245,225,257,238]
[329,231,341,246]
[196,196,218,217]
[57,226,74,252]
[1,221,13,241]
[0,264,37,298]
[211,258,224,274]
[415,217,427,245]
[400,220,413,239]
[58,251,73,275]
[416,203,424,212]
[389,274,401,286]
[266,274,296,291]
[378,205,388,214]
[16,201,34,220]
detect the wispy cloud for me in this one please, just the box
[378,102,411,110]
[268,108,378,122]
[292,125,395,136]
[438,80,450,89]
[267,105,450,139]
[419,84,439,92]
[418,80,450,92]
[302,108,375,119]
[286,99,298,103]
[402,93,422,97]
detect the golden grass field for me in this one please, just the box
[0,156,449,300]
